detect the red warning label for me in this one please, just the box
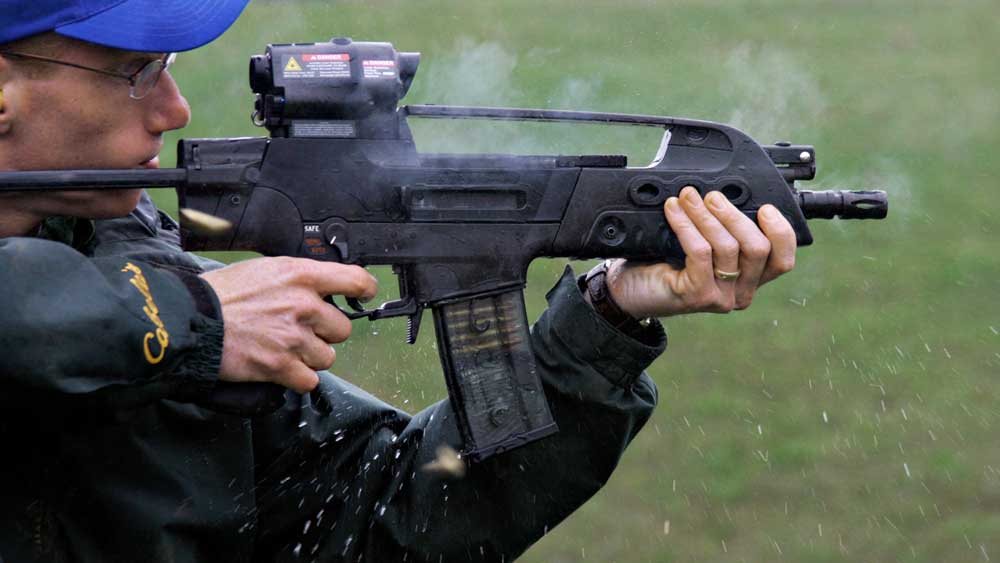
[302,54,350,62]
[363,59,397,79]
[282,53,351,79]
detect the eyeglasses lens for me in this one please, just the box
[131,60,164,99]
[131,54,175,100]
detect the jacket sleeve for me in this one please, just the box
[0,236,224,414]
[249,266,664,562]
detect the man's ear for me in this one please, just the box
[0,56,13,135]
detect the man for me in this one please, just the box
[0,1,796,561]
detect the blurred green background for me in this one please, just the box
[153,0,999,560]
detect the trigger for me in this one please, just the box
[324,295,371,320]
[346,297,367,313]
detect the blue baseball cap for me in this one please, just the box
[1,0,252,52]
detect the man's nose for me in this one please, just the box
[144,71,191,134]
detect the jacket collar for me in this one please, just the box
[37,216,96,250]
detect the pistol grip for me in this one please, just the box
[432,289,558,463]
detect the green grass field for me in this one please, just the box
[153,1,1000,560]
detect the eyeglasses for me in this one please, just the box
[0,51,176,100]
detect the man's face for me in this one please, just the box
[0,37,191,222]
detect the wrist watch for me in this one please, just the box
[582,260,652,334]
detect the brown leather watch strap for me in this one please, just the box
[582,260,650,334]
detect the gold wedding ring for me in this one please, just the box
[714,269,741,281]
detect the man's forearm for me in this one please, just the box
[0,237,222,413]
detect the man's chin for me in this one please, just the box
[73,189,145,219]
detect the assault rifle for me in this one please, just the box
[0,38,887,462]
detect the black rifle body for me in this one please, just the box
[173,110,841,462]
[0,39,888,462]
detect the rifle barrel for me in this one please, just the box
[797,190,888,220]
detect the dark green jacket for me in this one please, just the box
[0,194,664,562]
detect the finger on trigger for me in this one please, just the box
[757,205,797,284]
[303,262,379,301]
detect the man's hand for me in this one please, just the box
[608,186,797,319]
[201,257,378,393]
